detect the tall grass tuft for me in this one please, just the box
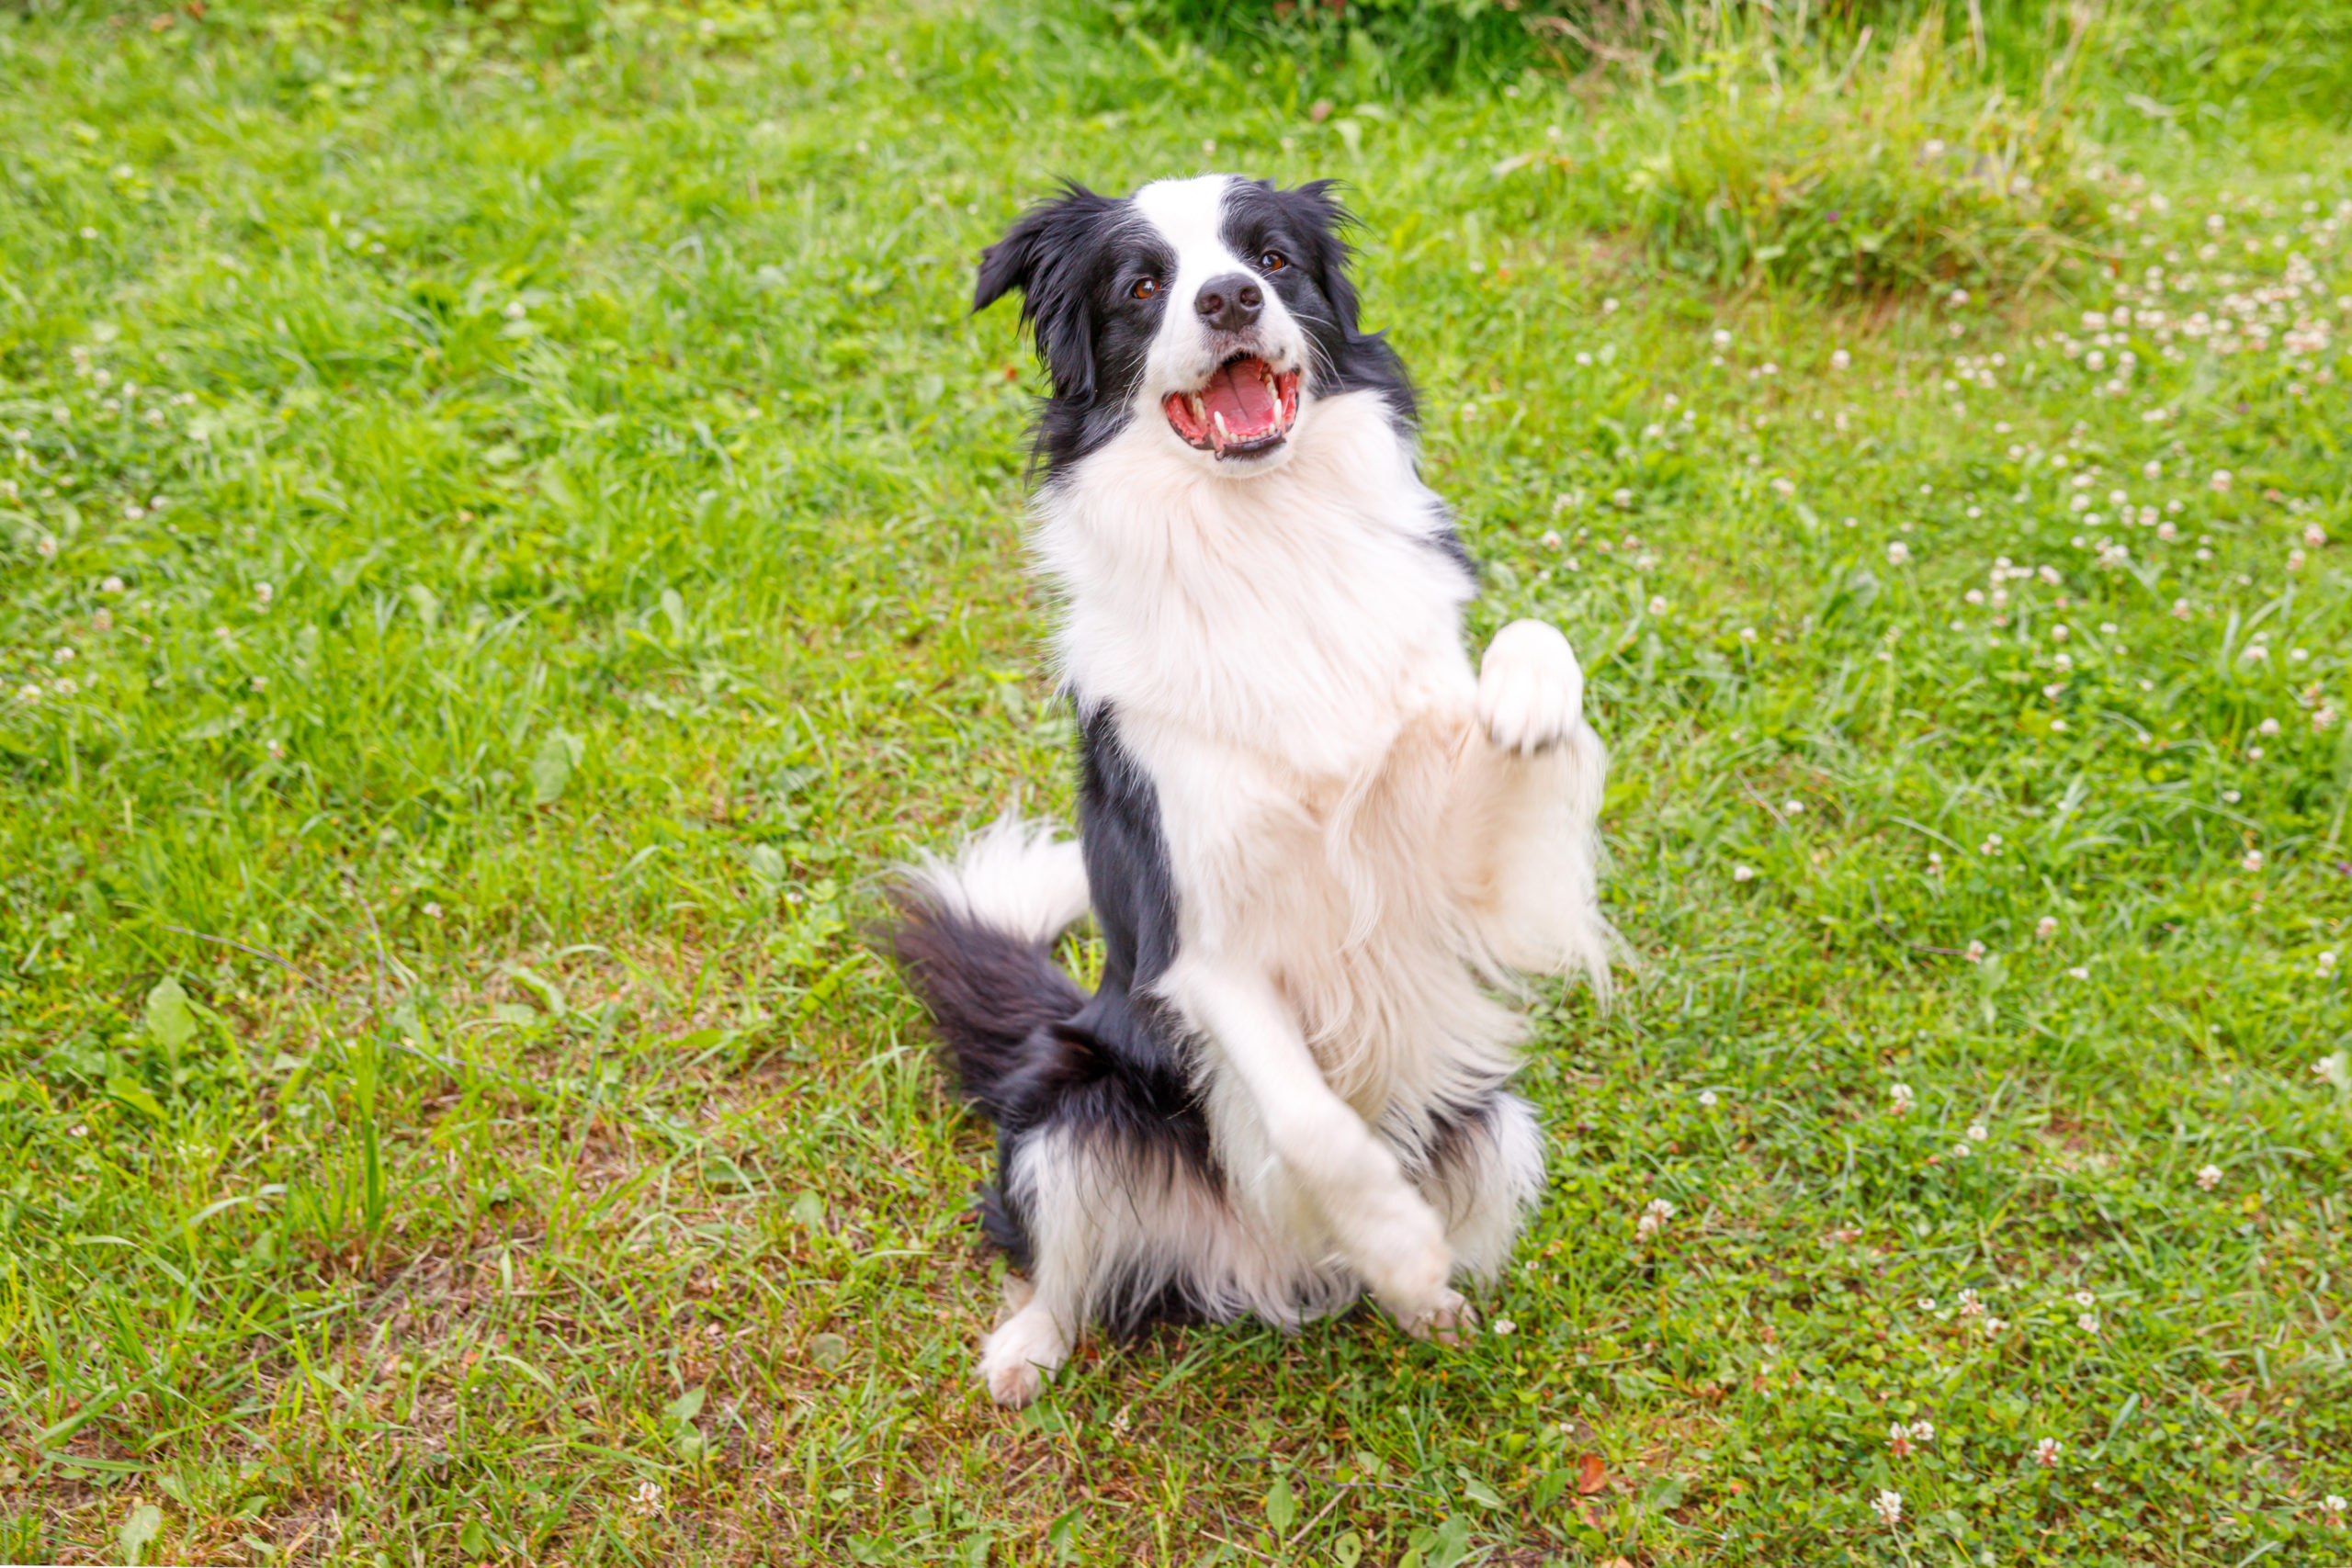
[1625,16,2109,298]
[1112,0,1559,91]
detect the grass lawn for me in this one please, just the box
[4,2,2350,1562]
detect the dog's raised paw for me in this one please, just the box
[1397,1289,1478,1347]
[1477,619,1585,755]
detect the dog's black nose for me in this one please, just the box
[1193,273,1263,332]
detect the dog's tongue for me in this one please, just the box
[1204,356,1280,434]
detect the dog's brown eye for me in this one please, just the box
[1259,250,1287,273]
[1131,277,1160,300]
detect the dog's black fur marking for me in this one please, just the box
[892,703,1217,1333]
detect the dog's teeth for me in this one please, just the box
[1211,410,1229,444]
[1191,395,1205,423]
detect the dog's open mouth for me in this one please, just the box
[1163,355,1302,458]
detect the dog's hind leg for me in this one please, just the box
[1418,1090,1545,1284]
[978,1131,1091,1407]
[977,1111,1248,1405]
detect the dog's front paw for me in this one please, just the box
[1395,1288,1479,1347]
[1477,619,1585,756]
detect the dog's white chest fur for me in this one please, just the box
[1041,391,1473,769]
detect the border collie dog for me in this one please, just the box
[893,175,1611,1407]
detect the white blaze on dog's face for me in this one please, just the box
[1129,175,1309,474]
[972,175,1413,482]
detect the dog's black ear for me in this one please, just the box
[975,183,1113,401]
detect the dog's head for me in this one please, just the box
[975,175,1411,477]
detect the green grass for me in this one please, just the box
[4,3,2351,1564]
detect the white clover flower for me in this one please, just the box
[1889,1083,1915,1114]
[2036,916,2058,940]
[2211,469,2233,491]
[1871,1489,1903,1525]
[1967,1123,1988,1142]
[1698,1089,1719,1108]
[1492,1317,1516,1336]
[1712,329,1733,349]
[2243,851,2265,872]
[2318,950,2337,976]
[1830,348,1850,370]
[255,581,274,605]
[2196,1164,2222,1190]
[1958,1289,1984,1318]
[1886,541,1911,565]
[101,574,125,594]
[1635,1197,1676,1239]
[36,536,57,560]
[1951,1142,1973,1158]
[1984,1315,2007,1335]
[1772,477,1796,498]
[2258,717,2280,736]
[2078,1313,2099,1333]
[1732,864,1755,883]
[2304,523,2327,548]
[2324,1494,2347,1521]
[1964,940,1986,963]
[2074,1291,2095,1307]
[51,647,73,664]
[1918,1296,1936,1311]
[1647,595,1668,616]
[629,1479,663,1517]
[1738,626,1757,642]
[2034,1438,2062,1466]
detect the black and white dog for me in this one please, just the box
[893,175,1611,1406]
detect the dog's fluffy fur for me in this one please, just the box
[891,175,1611,1406]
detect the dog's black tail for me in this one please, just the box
[888,818,1091,1130]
